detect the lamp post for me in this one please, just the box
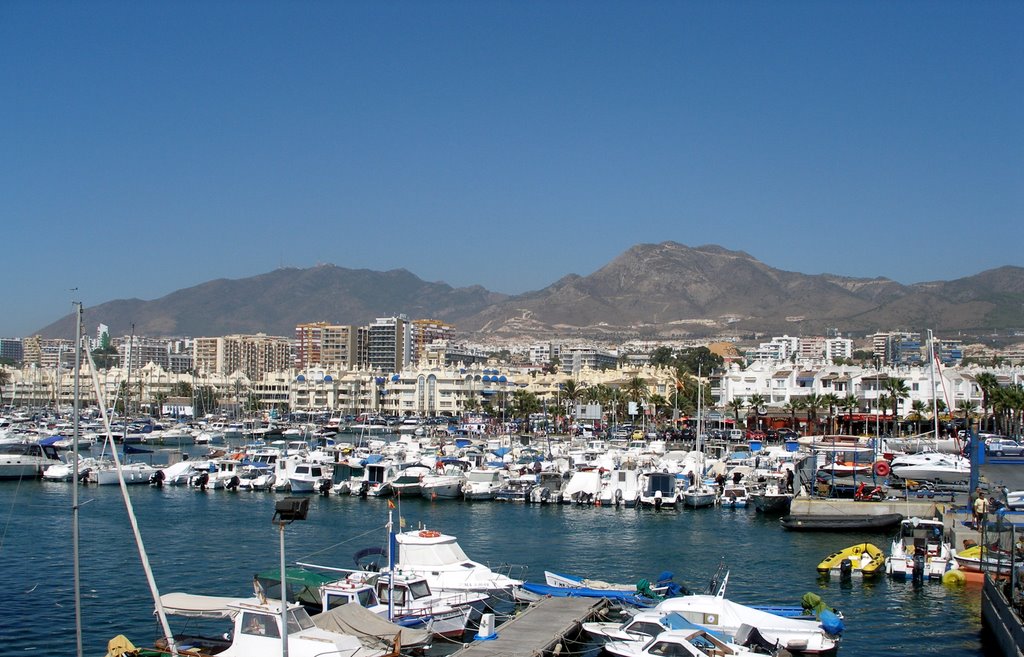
[273,497,310,657]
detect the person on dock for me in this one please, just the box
[973,491,989,529]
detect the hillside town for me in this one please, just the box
[3,315,1023,436]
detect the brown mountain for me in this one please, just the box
[36,243,1024,339]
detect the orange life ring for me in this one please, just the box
[874,460,891,477]
[418,529,441,538]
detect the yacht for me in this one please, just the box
[392,527,522,593]
[889,452,970,483]
[0,438,62,479]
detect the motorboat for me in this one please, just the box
[288,462,333,493]
[347,571,488,639]
[584,610,702,644]
[123,592,391,657]
[599,468,642,507]
[720,484,750,509]
[88,461,159,485]
[562,470,603,505]
[528,471,566,503]
[494,473,538,502]
[0,438,62,479]
[603,626,770,657]
[750,475,793,514]
[391,527,522,593]
[889,452,970,484]
[816,543,885,578]
[885,517,954,581]
[419,460,469,500]
[639,472,682,509]
[656,590,843,655]
[953,545,1013,576]
[461,467,506,500]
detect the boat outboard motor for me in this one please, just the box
[150,469,165,487]
[78,468,91,484]
[226,475,241,491]
[734,623,792,657]
[912,543,926,582]
[196,471,209,490]
[358,480,370,498]
[318,479,332,495]
[839,557,853,581]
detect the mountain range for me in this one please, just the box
[37,242,1024,340]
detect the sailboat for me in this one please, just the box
[682,366,717,508]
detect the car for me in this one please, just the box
[984,437,1024,457]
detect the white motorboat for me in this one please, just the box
[656,589,842,654]
[347,571,488,638]
[88,461,159,485]
[562,470,603,504]
[889,452,970,483]
[886,517,954,581]
[750,475,794,514]
[603,627,768,657]
[130,592,390,657]
[461,467,506,500]
[392,527,522,593]
[0,439,62,480]
[599,468,643,507]
[584,609,698,644]
[419,461,468,500]
[720,484,750,509]
[639,472,682,509]
[288,462,333,493]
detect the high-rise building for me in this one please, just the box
[367,316,410,373]
[0,338,24,364]
[411,319,455,364]
[193,334,292,379]
[294,322,366,370]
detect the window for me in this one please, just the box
[241,612,279,638]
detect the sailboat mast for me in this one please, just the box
[72,301,83,657]
[928,330,940,441]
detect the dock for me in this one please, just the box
[451,596,608,657]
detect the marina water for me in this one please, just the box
[1,476,988,656]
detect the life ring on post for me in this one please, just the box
[418,530,441,538]
[873,460,891,478]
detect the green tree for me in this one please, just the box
[0,368,9,406]
[650,346,676,368]
[910,399,928,434]
[821,393,841,434]
[783,398,804,432]
[803,393,824,435]
[625,376,649,405]
[727,396,747,430]
[974,372,1000,432]
[748,393,768,432]
[508,389,541,428]
[877,394,892,434]
[560,379,586,427]
[840,394,859,434]
[885,378,910,435]
[676,347,723,376]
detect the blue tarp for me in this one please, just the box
[38,436,63,446]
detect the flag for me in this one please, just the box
[399,516,406,528]
[387,499,395,509]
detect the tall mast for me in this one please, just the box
[929,330,939,441]
[72,300,83,657]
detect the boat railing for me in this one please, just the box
[485,561,529,584]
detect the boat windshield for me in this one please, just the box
[408,580,431,599]
[286,608,315,632]
[400,541,469,566]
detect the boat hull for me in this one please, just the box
[780,513,903,532]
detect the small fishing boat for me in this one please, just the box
[720,484,750,509]
[816,542,885,578]
[885,517,954,581]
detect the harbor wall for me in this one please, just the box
[982,576,1024,657]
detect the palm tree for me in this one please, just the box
[625,376,649,405]
[974,372,1000,432]
[803,393,824,435]
[783,398,804,432]
[727,396,747,432]
[885,378,910,435]
[910,399,928,435]
[956,399,975,431]
[748,393,768,432]
[877,394,892,434]
[560,379,586,430]
[821,393,841,434]
[0,368,9,406]
[840,394,858,435]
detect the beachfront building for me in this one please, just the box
[193,333,292,380]
[367,315,411,373]
[294,322,367,371]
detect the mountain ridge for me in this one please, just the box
[35,242,1024,340]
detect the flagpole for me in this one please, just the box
[387,505,395,622]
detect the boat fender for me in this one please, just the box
[873,460,891,477]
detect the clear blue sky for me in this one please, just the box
[2,1,1021,337]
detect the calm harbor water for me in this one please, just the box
[0,476,989,657]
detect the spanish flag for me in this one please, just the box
[387,499,396,509]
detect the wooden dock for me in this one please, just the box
[451,596,608,657]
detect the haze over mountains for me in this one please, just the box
[37,242,1024,340]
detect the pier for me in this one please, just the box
[451,597,608,657]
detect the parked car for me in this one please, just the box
[985,437,1024,457]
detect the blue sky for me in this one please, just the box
[2,1,1021,337]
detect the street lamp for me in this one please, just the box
[273,497,310,657]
